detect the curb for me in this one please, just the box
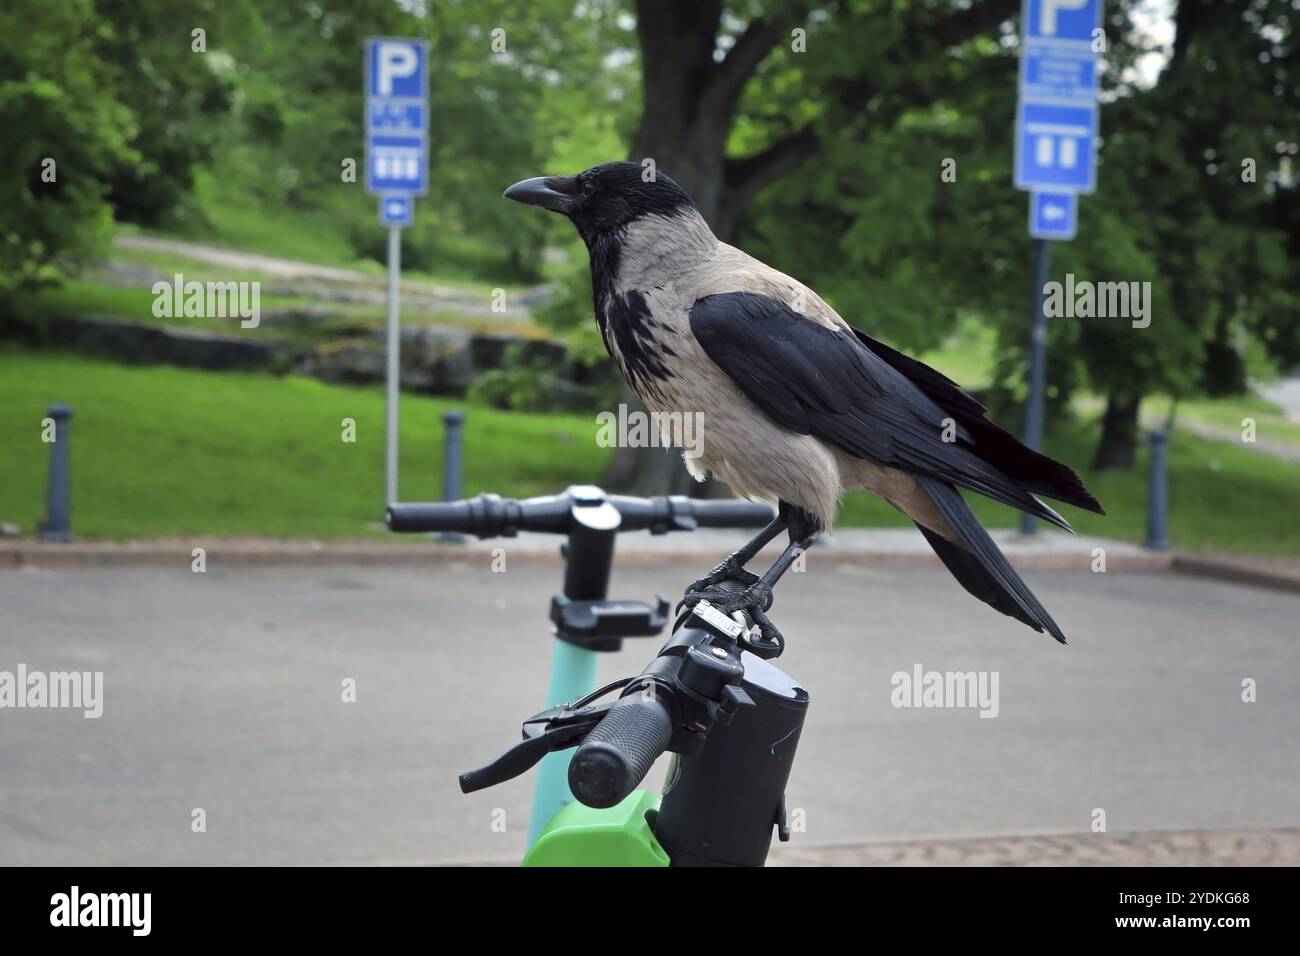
[7,539,1298,596]
[0,539,512,569]
[0,536,1177,574]
[438,826,1300,867]
[1171,554,1300,595]
[764,825,1300,867]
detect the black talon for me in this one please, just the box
[718,581,773,615]
[675,586,734,617]
[743,606,785,658]
[685,555,759,595]
[679,580,774,620]
[733,582,769,613]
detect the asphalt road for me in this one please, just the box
[1,559,1296,865]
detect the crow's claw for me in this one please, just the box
[719,581,774,616]
[685,555,759,596]
[677,582,785,658]
[742,605,785,659]
[678,580,774,616]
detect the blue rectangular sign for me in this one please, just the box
[1029,190,1077,240]
[1015,100,1097,193]
[1015,0,1103,197]
[379,195,414,227]
[365,37,428,196]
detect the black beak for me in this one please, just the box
[503,176,574,214]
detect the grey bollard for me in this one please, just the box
[1144,429,1170,551]
[39,403,74,542]
[440,410,466,543]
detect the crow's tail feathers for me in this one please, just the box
[915,475,1067,644]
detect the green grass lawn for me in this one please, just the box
[0,348,607,539]
[918,315,999,391]
[3,347,1298,551]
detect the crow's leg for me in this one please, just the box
[683,507,788,594]
[680,504,822,652]
[729,506,820,614]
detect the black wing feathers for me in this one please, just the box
[688,290,1091,644]
[852,329,1104,515]
[689,292,1097,528]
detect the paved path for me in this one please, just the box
[112,235,551,318]
[1,562,1296,865]
[1140,410,1300,463]
[767,827,1300,866]
[1255,378,1300,422]
[451,827,1300,866]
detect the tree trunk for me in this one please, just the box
[604,1,742,494]
[626,1,733,236]
[1091,391,1142,471]
[1201,314,1246,397]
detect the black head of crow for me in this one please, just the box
[506,161,1104,648]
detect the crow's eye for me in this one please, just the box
[580,178,596,198]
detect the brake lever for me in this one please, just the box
[458,699,615,794]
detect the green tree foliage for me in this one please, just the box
[93,0,239,225]
[1072,0,1300,467]
[0,0,241,295]
[0,0,133,295]
[210,0,630,280]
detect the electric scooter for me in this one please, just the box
[388,486,810,866]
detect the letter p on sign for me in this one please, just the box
[1041,0,1091,36]
[377,42,418,95]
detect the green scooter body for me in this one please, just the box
[522,790,670,867]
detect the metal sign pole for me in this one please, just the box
[1019,237,1051,535]
[385,225,401,505]
[1013,0,1103,535]
[366,35,427,510]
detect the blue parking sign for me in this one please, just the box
[1029,191,1077,240]
[365,37,428,196]
[1015,0,1103,197]
[1022,0,1103,44]
[1015,101,1097,193]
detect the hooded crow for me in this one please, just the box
[505,161,1104,648]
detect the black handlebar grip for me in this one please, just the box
[386,494,517,536]
[568,690,673,809]
[385,500,476,533]
[687,499,777,528]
